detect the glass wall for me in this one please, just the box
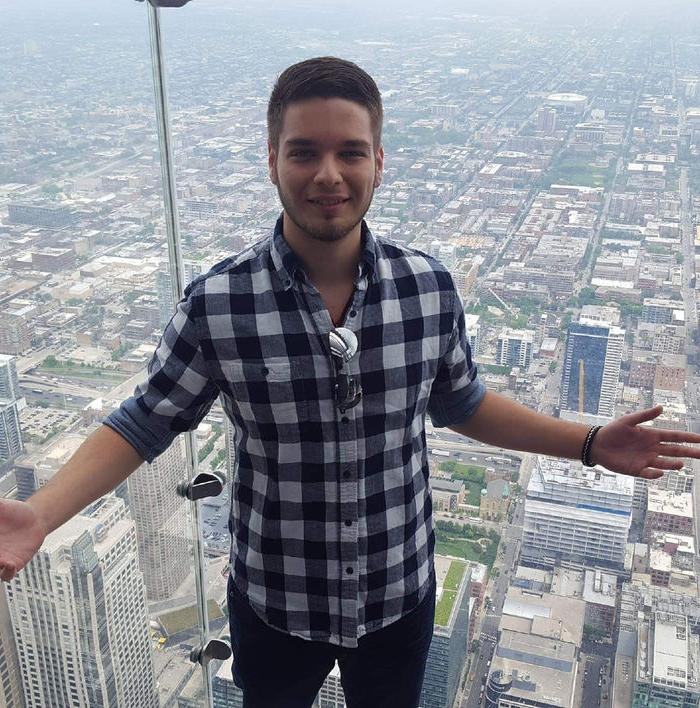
[0,1,212,706]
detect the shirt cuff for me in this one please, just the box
[428,379,487,428]
[103,399,178,464]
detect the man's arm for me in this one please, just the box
[449,390,700,479]
[27,424,144,535]
[0,425,144,582]
[448,390,589,461]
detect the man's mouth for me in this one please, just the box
[309,197,350,206]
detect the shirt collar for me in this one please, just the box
[270,213,377,291]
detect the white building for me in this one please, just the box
[496,328,535,368]
[315,662,346,708]
[127,436,190,601]
[7,495,158,707]
[521,457,633,570]
[463,313,481,357]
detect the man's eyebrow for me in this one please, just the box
[283,138,371,149]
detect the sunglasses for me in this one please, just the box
[328,327,362,413]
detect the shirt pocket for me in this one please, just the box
[222,357,307,442]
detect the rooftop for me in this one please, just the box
[647,489,694,519]
[490,629,578,707]
[434,556,469,630]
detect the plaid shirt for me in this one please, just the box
[105,216,485,647]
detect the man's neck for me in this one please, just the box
[282,212,361,287]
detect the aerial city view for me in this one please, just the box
[1,0,700,706]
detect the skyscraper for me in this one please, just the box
[559,307,624,417]
[155,260,203,330]
[521,457,633,570]
[536,106,557,134]
[0,585,24,708]
[127,436,190,601]
[496,328,535,368]
[0,355,20,401]
[420,557,472,708]
[6,495,158,707]
[0,400,24,465]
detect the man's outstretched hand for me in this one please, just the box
[0,499,48,582]
[591,405,700,479]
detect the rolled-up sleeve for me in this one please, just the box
[104,285,219,462]
[427,285,486,428]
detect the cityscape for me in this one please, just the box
[1,0,700,706]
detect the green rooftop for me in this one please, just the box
[158,599,224,637]
[434,560,467,628]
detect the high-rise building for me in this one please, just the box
[560,308,624,417]
[314,662,346,707]
[0,355,20,401]
[496,328,534,368]
[6,495,158,707]
[0,584,24,708]
[156,261,203,329]
[0,400,24,465]
[127,437,190,601]
[224,415,237,484]
[463,314,481,357]
[420,557,472,708]
[212,656,244,707]
[536,107,557,134]
[521,457,633,570]
[485,587,584,708]
[0,309,34,356]
[633,612,700,707]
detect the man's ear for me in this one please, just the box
[374,144,385,188]
[268,139,278,186]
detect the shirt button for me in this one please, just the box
[344,520,352,527]
[341,416,349,424]
[349,310,357,317]
[261,367,269,376]
[346,567,354,575]
[343,470,351,479]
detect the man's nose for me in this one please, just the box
[313,155,342,186]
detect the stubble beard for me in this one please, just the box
[276,185,374,243]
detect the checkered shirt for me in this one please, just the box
[105,216,486,647]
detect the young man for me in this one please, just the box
[1,57,700,708]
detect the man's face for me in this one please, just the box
[268,97,384,243]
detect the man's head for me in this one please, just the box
[267,57,384,245]
[267,56,383,151]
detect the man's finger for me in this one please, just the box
[634,467,664,480]
[0,564,15,582]
[652,457,685,470]
[658,431,700,445]
[658,441,700,457]
[624,405,663,425]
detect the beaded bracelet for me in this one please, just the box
[581,425,602,467]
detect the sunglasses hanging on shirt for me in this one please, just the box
[328,327,362,413]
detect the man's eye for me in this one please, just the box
[342,151,366,158]
[289,150,313,158]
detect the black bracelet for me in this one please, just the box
[581,425,602,467]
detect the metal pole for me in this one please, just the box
[145,4,213,705]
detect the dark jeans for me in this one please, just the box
[227,575,436,708]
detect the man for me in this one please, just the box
[1,57,699,708]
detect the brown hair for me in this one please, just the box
[267,57,383,149]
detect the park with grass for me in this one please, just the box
[435,519,500,569]
[544,152,614,189]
